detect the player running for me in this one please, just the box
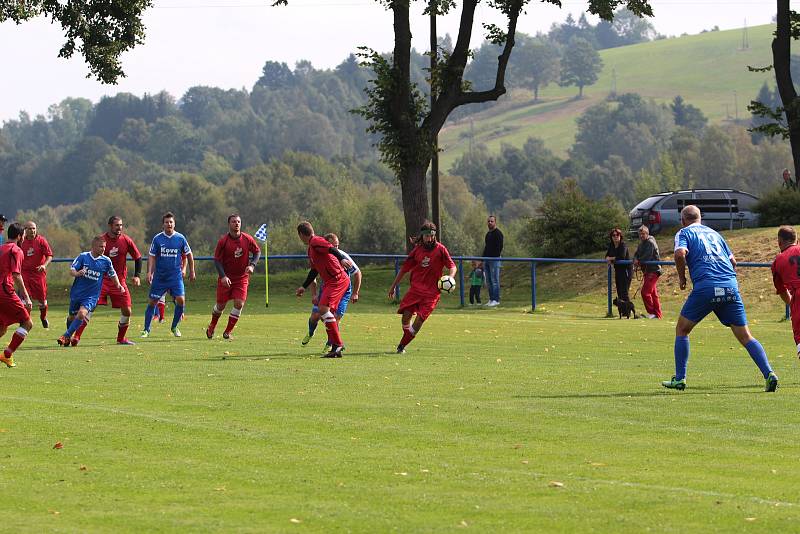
[295,222,353,358]
[662,205,778,392]
[388,221,456,354]
[0,223,34,367]
[58,236,125,347]
[771,225,800,357]
[71,216,143,346]
[20,221,53,329]
[141,212,195,338]
[205,214,260,340]
[301,233,361,350]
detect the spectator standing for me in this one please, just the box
[782,168,797,190]
[468,260,484,305]
[605,228,632,301]
[634,225,662,319]
[483,215,504,307]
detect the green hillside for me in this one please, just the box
[440,24,775,168]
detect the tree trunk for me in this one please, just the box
[773,0,800,178]
[400,164,430,251]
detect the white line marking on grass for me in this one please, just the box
[530,472,798,507]
[1,395,272,440]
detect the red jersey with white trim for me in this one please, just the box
[307,235,346,284]
[214,232,260,281]
[0,242,23,297]
[20,235,53,273]
[400,242,455,298]
[772,243,800,294]
[102,232,142,281]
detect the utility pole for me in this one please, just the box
[429,0,441,234]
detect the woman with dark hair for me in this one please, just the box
[605,228,632,301]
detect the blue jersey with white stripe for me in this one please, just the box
[339,250,359,277]
[149,232,191,279]
[674,223,737,290]
[70,252,116,301]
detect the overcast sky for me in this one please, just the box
[0,0,775,123]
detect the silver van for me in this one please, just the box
[629,189,760,236]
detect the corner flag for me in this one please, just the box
[254,224,269,307]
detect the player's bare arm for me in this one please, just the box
[448,266,457,278]
[71,266,87,278]
[388,270,407,299]
[147,255,155,284]
[111,275,125,293]
[777,288,792,305]
[674,248,688,290]
[132,257,142,286]
[37,254,53,272]
[352,270,362,302]
[297,269,318,297]
[12,272,32,310]
[187,253,196,281]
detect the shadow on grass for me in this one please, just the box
[202,350,397,361]
[515,388,774,399]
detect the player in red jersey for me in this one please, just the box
[295,221,353,358]
[0,223,34,367]
[73,216,143,346]
[772,225,800,357]
[20,221,53,329]
[388,221,457,354]
[206,214,261,340]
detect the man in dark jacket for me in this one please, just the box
[483,215,504,307]
[634,225,662,318]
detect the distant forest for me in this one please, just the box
[0,11,791,259]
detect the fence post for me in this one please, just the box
[394,258,400,300]
[606,264,613,318]
[531,261,536,312]
[458,259,465,307]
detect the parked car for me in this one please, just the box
[629,189,760,236]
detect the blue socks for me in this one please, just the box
[65,318,83,337]
[674,336,689,380]
[308,318,318,337]
[144,304,155,331]
[172,305,185,330]
[745,339,772,378]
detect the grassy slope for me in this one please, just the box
[439,24,775,167]
[1,227,799,531]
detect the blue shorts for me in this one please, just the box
[69,296,98,316]
[311,280,352,317]
[150,276,185,300]
[680,286,747,327]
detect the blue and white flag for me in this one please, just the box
[254,224,268,242]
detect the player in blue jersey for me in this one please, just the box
[57,236,124,347]
[662,205,778,392]
[141,212,196,338]
[300,233,361,349]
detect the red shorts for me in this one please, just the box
[318,276,349,311]
[216,276,250,303]
[21,271,47,302]
[397,287,440,321]
[0,294,31,327]
[791,296,800,345]
[98,280,132,308]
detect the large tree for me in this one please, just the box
[276,0,652,244]
[749,1,800,178]
[559,37,603,98]
[1,0,152,83]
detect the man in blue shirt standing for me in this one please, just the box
[141,212,196,338]
[58,236,124,347]
[663,205,778,392]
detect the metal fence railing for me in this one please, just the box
[49,255,789,319]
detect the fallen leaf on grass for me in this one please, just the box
[79,465,88,471]
[53,442,63,449]
[290,518,302,524]
[459,520,469,527]
[48,510,60,516]
[394,472,408,476]
[745,518,757,522]
[548,481,564,488]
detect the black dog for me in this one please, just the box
[612,297,637,319]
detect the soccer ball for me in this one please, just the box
[437,275,456,294]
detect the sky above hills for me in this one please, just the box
[1,0,775,123]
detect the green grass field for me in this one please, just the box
[439,24,776,165]
[1,260,799,531]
